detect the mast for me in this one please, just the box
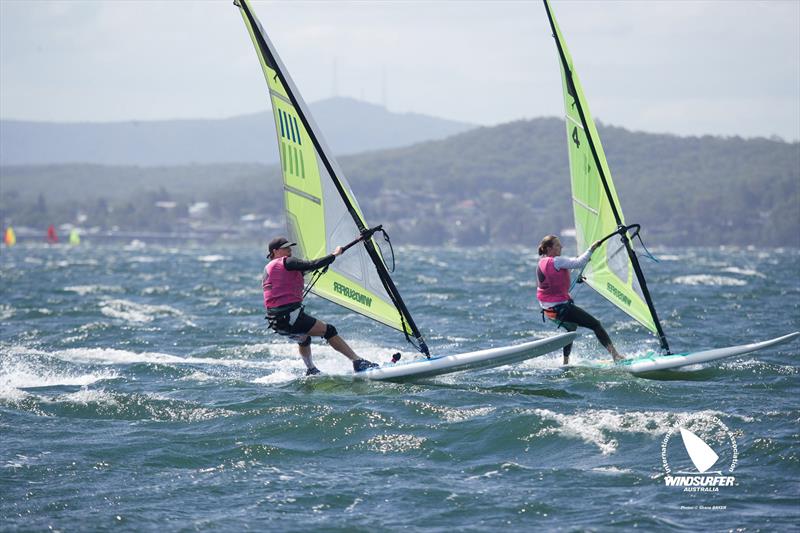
[543,0,670,353]
[235,0,429,356]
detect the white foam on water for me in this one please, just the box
[142,285,171,295]
[672,275,747,287]
[0,354,118,402]
[64,285,124,296]
[197,255,229,263]
[721,358,797,375]
[0,385,29,402]
[525,408,754,455]
[124,240,147,251]
[404,400,495,423]
[721,266,766,278]
[181,371,214,382]
[56,387,121,407]
[253,369,297,384]
[48,346,279,370]
[3,368,117,389]
[591,466,634,475]
[249,338,415,382]
[363,433,426,453]
[129,255,157,263]
[0,304,14,320]
[100,298,186,324]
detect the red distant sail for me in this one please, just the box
[47,224,58,244]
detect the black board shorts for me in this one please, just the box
[267,305,317,342]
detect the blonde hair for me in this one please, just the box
[538,234,559,256]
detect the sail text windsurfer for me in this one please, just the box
[536,234,625,365]
[263,237,379,375]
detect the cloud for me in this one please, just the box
[1,0,797,140]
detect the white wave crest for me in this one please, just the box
[526,408,753,456]
[65,285,124,296]
[100,299,185,324]
[364,434,426,453]
[404,401,495,423]
[56,387,121,407]
[0,355,118,402]
[720,267,766,278]
[198,255,229,263]
[0,304,14,320]
[672,275,747,287]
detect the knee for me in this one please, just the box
[298,336,311,347]
[323,324,338,340]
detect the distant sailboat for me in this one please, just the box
[69,229,81,246]
[47,224,58,244]
[4,227,15,246]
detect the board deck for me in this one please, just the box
[583,332,799,374]
[356,332,577,382]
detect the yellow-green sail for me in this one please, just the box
[234,0,426,352]
[544,0,669,351]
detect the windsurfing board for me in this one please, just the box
[583,332,799,374]
[355,332,577,382]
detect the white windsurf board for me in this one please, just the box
[584,332,799,374]
[356,332,577,382]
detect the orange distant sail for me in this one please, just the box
[47,224,58,244]
[4,226,15,246]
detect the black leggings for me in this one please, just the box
[553,303,612,358]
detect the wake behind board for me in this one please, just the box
[355,332,577,382]
[583,332,799,374]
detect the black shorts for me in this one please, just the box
[267,306,317,342]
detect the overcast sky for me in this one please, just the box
[1,0,798,141]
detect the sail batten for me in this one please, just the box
[543,0,670,352]
[235,0,428,354]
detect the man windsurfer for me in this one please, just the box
[536,234,625,365]
[263,237,379,375]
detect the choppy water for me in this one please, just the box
[1,243,798,531]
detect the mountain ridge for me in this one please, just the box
[2,117,797,247]
[0,97,475,166]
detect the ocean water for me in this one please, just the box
[1,243,798,531]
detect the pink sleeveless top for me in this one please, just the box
[536,256,570,304]
[263,257,304,309]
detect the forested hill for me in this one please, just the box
[2,117,798,246]
[338,118,799,246]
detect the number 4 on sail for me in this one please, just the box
[542,0,798,373]
[233,0,576,380]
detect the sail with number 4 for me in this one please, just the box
[234,0,429,356]
[543,0,670,353]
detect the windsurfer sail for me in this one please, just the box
[3,227,15,247]
[234,0,429,357]
[47,224,58,244]
[543,0,670,353]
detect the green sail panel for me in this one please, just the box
[547,2,658,334]
[236,0,411,334]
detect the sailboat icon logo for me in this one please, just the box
[660,415,738,492]
[679,428,719,474]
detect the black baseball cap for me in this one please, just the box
[268,236,296,255]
